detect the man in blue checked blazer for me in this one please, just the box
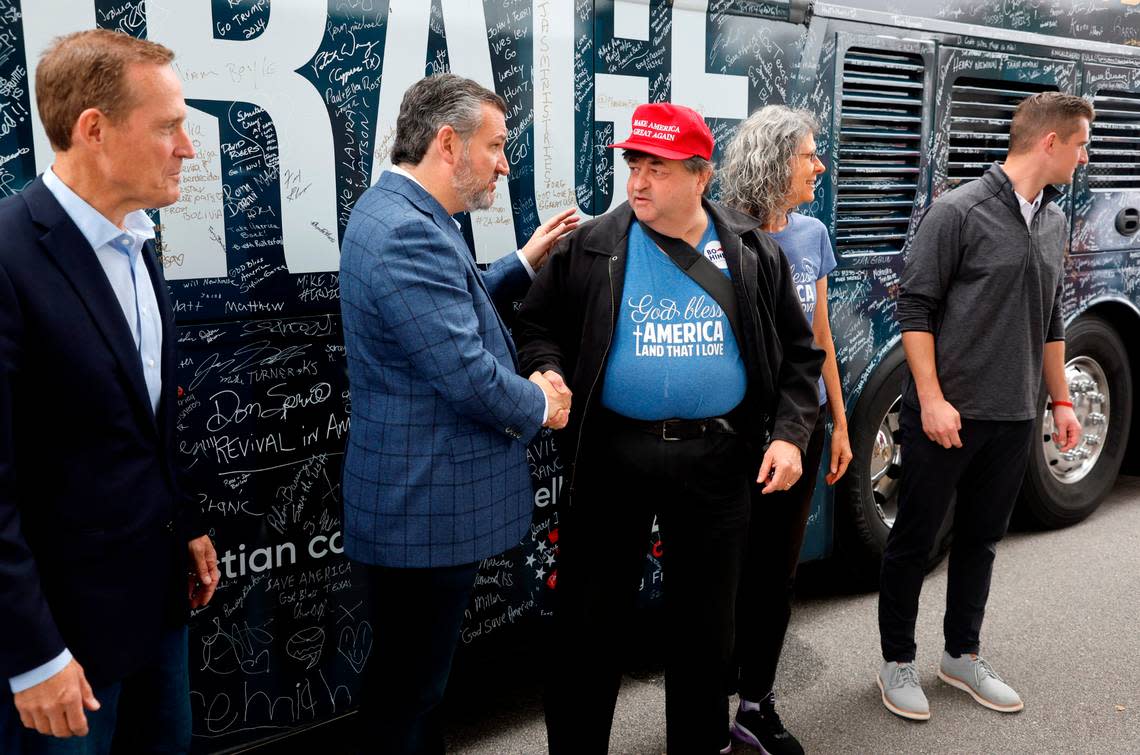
[339,73,576,754]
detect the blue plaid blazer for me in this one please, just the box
[339,171,545,568]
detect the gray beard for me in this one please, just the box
[452,152,496,212]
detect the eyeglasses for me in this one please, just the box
[797,150,822,162]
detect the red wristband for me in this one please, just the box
[1052,400,1073,408]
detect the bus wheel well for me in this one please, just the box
[1075,303,1140,475]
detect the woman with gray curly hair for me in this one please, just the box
[720,105,854,755]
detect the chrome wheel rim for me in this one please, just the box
[1042,356,1109,485]
[870,395,903,528]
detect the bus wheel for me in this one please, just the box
[1019,315,1132,528]
[836,348,951,585]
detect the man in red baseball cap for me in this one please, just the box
[516,103,823,754]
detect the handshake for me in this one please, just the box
[530,370,572,430]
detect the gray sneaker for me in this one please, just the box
[938,652,1024,713]
[877,661,931,721]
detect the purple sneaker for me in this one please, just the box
[731,693,804,755]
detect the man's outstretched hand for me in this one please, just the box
[519,208,580,271]
[531,370,571,429]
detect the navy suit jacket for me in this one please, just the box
[0,178,201,688]
[339,171,544,568]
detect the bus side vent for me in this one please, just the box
[836,48,925,257]
[947,76,1055,188]
[1089,89,1140,192]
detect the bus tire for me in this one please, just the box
[1018,315,1131,528]
[836,348,951,586]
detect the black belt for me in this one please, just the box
[616,416,736,442]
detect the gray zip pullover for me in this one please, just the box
[896,164,1066,421]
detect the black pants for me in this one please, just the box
[734,410,826,701]
[878,403,1035,662]
[355,561,478,755]
[545,416,751,755]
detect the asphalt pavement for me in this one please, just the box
[445,475,1140,754]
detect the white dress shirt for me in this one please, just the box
[1014,188,1043,228]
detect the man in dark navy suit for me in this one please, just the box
[339,74,576,754]
[0,29,219,754]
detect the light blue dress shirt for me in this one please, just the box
[9,168,165,694]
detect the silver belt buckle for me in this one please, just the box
[661,419,684,442]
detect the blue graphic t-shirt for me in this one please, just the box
[769,212,836,406]
[600,217,747,420]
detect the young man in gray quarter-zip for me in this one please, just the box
[515,103,822,754]
[877,92,1091,722]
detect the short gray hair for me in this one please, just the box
[391,74,506,166]
[719,105,818,225]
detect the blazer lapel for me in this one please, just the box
[437,208,491,287]
[435,213,520,367]
[383,172,519,364]
[26,179,158,433]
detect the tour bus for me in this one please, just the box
[3,0,1139,749]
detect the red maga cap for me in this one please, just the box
[608,102,714,161]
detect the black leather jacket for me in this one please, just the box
[516,199,823,489]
